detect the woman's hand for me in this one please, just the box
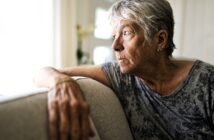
[48,78,94,140]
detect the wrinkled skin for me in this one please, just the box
[48,78,94,140]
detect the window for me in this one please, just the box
[92,2,115,64]
[0,0,54,95]
[93,46,113,65]
[94,8,112,39]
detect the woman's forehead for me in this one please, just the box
[111,19,142,33]
[111,19,133,29]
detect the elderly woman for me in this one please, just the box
[34,0,214,140]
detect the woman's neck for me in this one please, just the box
[137,58,194,96]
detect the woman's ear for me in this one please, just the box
[156,29,168,51]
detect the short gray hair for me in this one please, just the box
[109,0,175,56]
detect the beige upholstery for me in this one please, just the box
[0,78,133,140]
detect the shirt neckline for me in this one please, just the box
[139,60,201,99]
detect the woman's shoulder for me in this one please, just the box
[172,58,214,72]
[171,59,214,83]
[180,59,214,83]
[190,59,214,74]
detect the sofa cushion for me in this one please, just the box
[77,78,133,140]
[0,78,133,140]
[0,91,49,140]
[0,91,101,140]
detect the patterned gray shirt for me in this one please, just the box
[101,60,214,140]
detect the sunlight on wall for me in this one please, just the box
[0,0,53,95]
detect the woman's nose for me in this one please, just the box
[111,36,124,52]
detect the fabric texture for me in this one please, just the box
[77,78,133,140]
[102,60,214,140]
[0,78,133,140]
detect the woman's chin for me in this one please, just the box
[119,65,132,74]
[118,60,134,74]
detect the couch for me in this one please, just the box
[0,77,134,140]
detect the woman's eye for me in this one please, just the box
[122,30,134,40]
[112,35,116,40]
[123,30,131,36]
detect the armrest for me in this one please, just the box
[0,78,133,140]
[0,91,49,140]
[76,78,133,140]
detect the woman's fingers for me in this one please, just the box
[48,90,59,140]
[89,119,95,137]
[70,99,80,140]
[48,80,95,140]
[68,82,94,140]
[59,92,70,140]
[67,83,91,140]
[81,102,90,140]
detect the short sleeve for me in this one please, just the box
[101,62,125,93]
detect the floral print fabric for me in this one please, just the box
[102,60,214,140]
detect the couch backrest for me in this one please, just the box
[0,78,133,140]
[0,91,49,140]
[76,78,133,140]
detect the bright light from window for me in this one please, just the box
[94,8,112,39]
[0,0,53,95]
[93,46,113,65]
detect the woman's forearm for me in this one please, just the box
[34,65,110,88]
[33,67,70,88]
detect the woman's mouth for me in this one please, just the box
[118,58,128,65]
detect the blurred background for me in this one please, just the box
[0,0,214,95]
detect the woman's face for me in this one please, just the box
[111,20,158,74]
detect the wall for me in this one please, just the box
[54,0,77,67]
[169,0,214,64]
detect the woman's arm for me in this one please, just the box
[33,65,110,140]
[34,65,110,89]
